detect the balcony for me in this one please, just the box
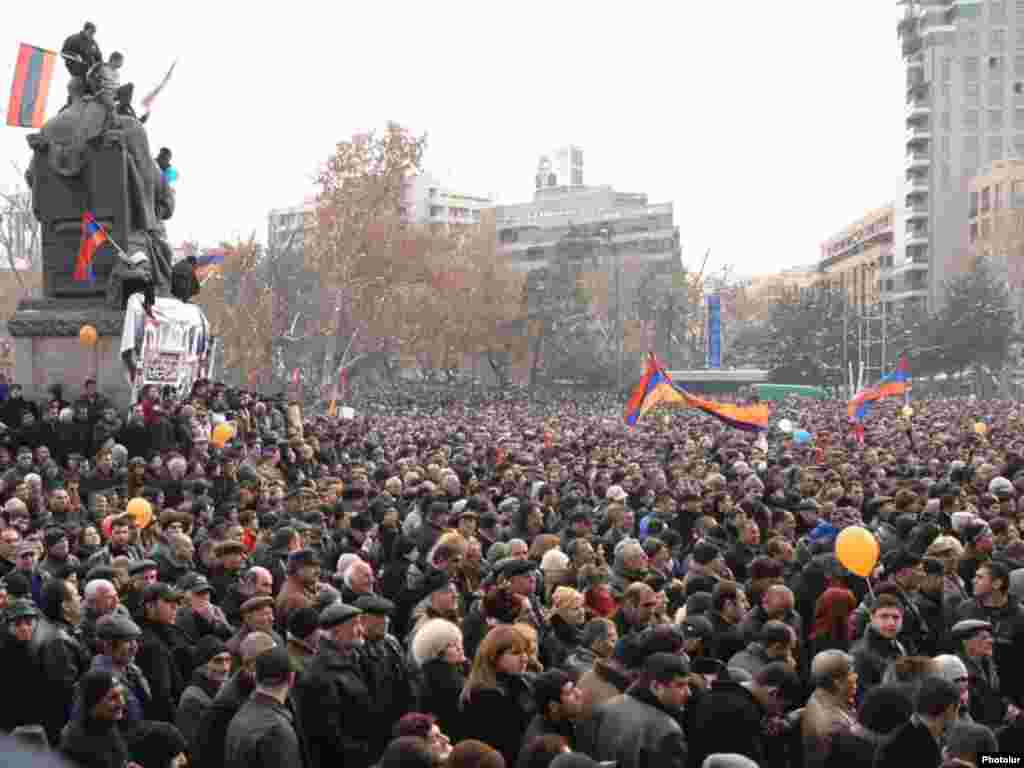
[906,232,929,248]
[906,204,929,222]
[905,151,930,171]
[906,178,930,197]
[905,126,931,145]
[882,287,929,304]
[905,101,932,122]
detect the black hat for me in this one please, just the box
[178,573,213,594]
[288,606,320,640]
[349,515,373,533]
[421,569,452,596]
[254,646,294,686]
[680,615,714,642]
[354,595,394,616]
[96,613,142,640]
[883,548,921,575]
[497,558,534,579]
[287,549,319,574]
[43,527,67,548]
[141,582,180,605]
[691,542,721,566]
[319,602,362,629]
[6,599,37,621]
[129,559,159,577]
[950,619,993,642]
[193,636,227,666]
[921,557,944,577]
[79,669,117,713]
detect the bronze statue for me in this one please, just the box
[24,57,174,309]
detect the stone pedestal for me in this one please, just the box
[7,298,133,409]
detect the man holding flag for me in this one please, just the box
[60,21,101,104]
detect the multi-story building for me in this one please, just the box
[267,203,315,257]
[818,204,900,313]
[896,0,1024,311]
[969,158,1024,310]
[401,172,493,226]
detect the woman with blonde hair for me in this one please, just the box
[543,586,585,669]
[459,625,535,766]
[412,618,467,742]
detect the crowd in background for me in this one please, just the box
[0,377,1019,768]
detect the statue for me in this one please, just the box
[23,51,174,309]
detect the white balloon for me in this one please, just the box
[778,418,794,434]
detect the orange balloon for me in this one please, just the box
[126,497,153,529]
[835,525,880,578]
[212,422,234,448]
[79,325,98,347]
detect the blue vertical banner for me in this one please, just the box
[707,294,722,369]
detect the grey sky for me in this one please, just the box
[1,0,906,275]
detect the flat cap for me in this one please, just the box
[255,646,294,685]
[141,582,180,604]
[214,540,247,557]
[96,613,142,640]
[950,619,993,641]
[6,599,37,621]
[354,595,394,616]
[178,573,213,593]
[496,558,535,579]
[240,595,275,615]
[128,559,159,576]
[319,602,363,629]
[680,615,714,642]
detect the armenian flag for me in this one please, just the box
[625,354,770,431]
[194,248,225,280]
[848,353,911,422]
[75,212,107,282]
[6,44,56,128]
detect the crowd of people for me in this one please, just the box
[0,375,1021,768]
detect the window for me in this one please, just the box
[966,82,981,106]
[983,186,992,210]
[965,108,981,130]
[1018,27,1024,49]
[965,28,981,49]
[965,56,981,80]
[992,29,1008,51]
[942,56,953,81]
[1016,108,1024,128]
[990,135,1005,161]
[992,1,1008,21]
[941,135,952,158]
[990,108,1005,129]
[429,205,443,217]
[1017,56,1024,76]
[943,111,952,131]
[971,221,979,242]
[990,82,1005,105]
[990,55,1006,75]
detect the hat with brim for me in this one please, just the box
[950,619,993,642]
[319,602,362,629]
[214,541,247,558]
[240,596,275,615]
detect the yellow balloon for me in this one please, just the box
[835,525,880,578]
[902,406,914,418]
[126,497,153,529]
[211,422,235,447]
[974,422,987,435]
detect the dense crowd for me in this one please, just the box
[0,376,1022,768]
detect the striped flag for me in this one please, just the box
[75,212,108,282]
[141,60,177,112]
[6,43,56,128]
[194,248,225,280]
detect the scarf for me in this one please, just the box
[586,588,617,619]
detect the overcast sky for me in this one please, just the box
[0,1,907,275]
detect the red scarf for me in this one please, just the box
[586,588,617,619]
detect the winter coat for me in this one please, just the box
[589,686,687,768]
[135,618,192,723]
[175,669,222,752]
[417,658,465,742]
[225,692,306,768]
[292,637,374,768]
[850,625,906,696]
[873,716,941,768]
[688,680,768,768]
[362,633,414,759]
[193,672,254,768]
[58,717,129,768]
[459,672,535,766]
[960,652,1006,727]
[802,688,856,768]
[708,611,747,663]
[727,642,775,678]
[543,614,582,670]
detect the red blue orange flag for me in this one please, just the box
[625,353,769,431]
[75,213,107,282]
[848,353,911,422]
[6,44,56,128]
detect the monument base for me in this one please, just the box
[7,299,133,409]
